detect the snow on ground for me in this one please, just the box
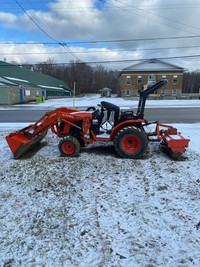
[0,97,200,266]
[0,94,200,110]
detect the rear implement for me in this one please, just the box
[147,121,190,159]
[156,122,189,158]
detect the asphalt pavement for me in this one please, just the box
[0,107,199,123]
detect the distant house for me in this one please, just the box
[99,87,112,97]
[119,59,184,98]
[0,60,72,105]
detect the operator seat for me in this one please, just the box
[101,101,120,125]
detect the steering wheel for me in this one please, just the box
[86,106,96,111]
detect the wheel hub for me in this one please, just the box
[62,141,75,155]
[121,135,141,153]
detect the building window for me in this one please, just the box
[172,89,177,96]
[161,89,165,96]
[126,75,131,84]
[162,75,167,80]
[126,90,130,96]
[137,75,142,84]
[148,74,156,83]
[173,75,178,84]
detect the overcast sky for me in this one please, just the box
[0,0,200,70]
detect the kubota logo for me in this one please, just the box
[61,113,74,119]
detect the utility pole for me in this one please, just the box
[73,82,76,108]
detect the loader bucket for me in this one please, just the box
[6,130,47,159]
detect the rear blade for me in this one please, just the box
[6,130,47,159]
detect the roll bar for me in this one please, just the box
[136,80,167,118]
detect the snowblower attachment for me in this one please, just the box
[6,127,48,159]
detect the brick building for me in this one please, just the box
[120,59,184,98]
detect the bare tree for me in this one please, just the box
[23,58,120,95]
[183,71,200,93]
[35,58,56,76]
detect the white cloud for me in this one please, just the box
[0,12,16,25]
[0,43,140,71]
[0,0,200,70]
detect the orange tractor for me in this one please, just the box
[6,80,189,159]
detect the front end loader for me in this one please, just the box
[5,80,189,159]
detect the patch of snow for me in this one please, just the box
[0,122,200,266]
[4,76,29,83]
[0,77,17,85]
[38,85,65,90]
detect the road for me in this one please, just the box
[0,107,199,123]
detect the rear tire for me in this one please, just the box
[114,126,148,159]
[59,136,80,157]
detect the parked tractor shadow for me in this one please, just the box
[81,141,150,159]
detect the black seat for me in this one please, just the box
[101,101,120,125]
[91,109,104,134]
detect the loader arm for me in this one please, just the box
[22,107,82,137]
[28,112,77,137]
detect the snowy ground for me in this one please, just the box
[0,97,200,266]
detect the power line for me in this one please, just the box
[1,44,200,56]
[14,0,81,61]
[3,5,200,12]
[115,0,200,34]
[101,0,200,36]
[0,42,56,45]
[2,34,200,46]
[24,0,81,62]
[2,54,200,67]
[65,35,200,44]
[1,1,200,5]
[14,0,58,43]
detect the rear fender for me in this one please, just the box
[110,119,145,140]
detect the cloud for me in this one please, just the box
[0,42,140,71]
[0,0,200,70]
[0,12,16,26]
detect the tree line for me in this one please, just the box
[183,72,200,94]
[25,58,200,95]
[25,58,120,95]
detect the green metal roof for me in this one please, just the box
[0,60,71,93]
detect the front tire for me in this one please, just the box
[114,126,148,159]
[59,136,80,157]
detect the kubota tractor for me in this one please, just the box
[6,80,189,159]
